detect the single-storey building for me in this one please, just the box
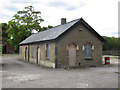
[19,18,105,68]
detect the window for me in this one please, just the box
[20,47,22,55]
[85,44,92,59]
[31,47,34,57]
[26,48,28,56]
[46,44,50,59]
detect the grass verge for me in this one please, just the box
[2,54,19,58]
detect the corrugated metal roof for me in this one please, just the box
[20,18,80,44]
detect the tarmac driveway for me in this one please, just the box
[1,55,119,88]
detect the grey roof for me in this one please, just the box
[20,18,80,45]
[20,18,105,45]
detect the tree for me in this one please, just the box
[1,23,9,44]
[0,24,2,54]
[41,25,53,31]
[17,5,44,32]
[6,5,44,51]
[1,23,9,54]
[0,24,2,44]
[102,36,120,50]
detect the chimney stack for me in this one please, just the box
[61,18,66,24]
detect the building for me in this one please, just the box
[19,18,105,68]
[6,44,15,53]
[2,43,15,54]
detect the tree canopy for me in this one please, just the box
[102,36,120,50]
[1,23,9,44]
[6,5,53,51]
[16,5,44,32]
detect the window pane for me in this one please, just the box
[20,47,22,55]
[85,44,92,59]
[31,47,34,57]
[26,48,28,56]
[46,44,49,59]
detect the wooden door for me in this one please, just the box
[69,44,76,67]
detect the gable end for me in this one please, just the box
[80,18,105,42]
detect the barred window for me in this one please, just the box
[85,44,92,59]
[31,47,34,57]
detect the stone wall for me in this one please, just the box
[56,23,103,68]
[19,45,28,61]
[19,42,55,68]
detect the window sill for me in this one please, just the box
[85,58,92,60]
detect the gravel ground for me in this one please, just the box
[1,55,119,88]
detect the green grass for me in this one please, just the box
[102,55,118,59]
[114,72,120,74]
[2,54,19,58]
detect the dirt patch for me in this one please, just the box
[6,74,41,82]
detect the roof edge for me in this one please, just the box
[80,18,105,42]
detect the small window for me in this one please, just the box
[46,44,50,60]
[31,47,34,57]
[26,48,28,56]
[20,47,22,55]
[85,44,92,59]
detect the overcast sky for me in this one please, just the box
[0,0,119,37]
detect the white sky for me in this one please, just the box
[0,0,119,37]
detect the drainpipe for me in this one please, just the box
[55,44,57,68]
